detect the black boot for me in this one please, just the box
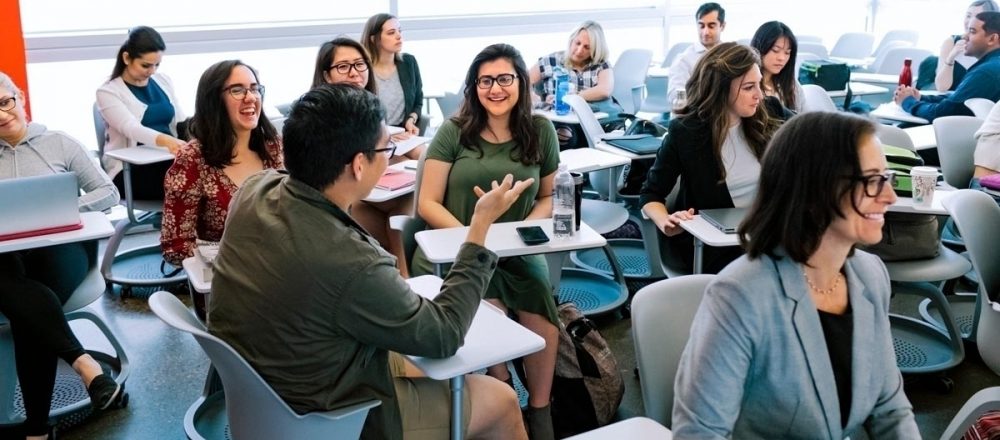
[524,404,554,440]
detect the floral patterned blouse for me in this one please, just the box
[160,139,283,266]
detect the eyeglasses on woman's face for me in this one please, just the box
[329,61,369,75]
[0,95,16,112]
[475,73,517,89]
[224,84,265,100]
[851,171,897,198]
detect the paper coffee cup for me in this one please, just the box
[911,166,938,208]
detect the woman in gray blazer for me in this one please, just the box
[672,111,920,439]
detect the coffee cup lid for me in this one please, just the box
[911,166,939,176]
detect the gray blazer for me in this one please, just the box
[672,250,919,439]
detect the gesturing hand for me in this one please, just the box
[471,174,536,225]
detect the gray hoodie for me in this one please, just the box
[0,122,119,212]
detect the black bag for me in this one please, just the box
[550,302,624,438]
[858,212,940,261]
[606,114,664,194]
[799,59,851,92]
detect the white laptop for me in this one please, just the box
[0,172,82,241]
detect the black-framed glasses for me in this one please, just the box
[329,61,369,75]
[0,96,15,112]
[224,84,265,100]
[372,139,397,158]
[476,73,517,89]
[851,171,897,197]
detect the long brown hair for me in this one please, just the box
[453,44,543,166]
[677,42,778,180]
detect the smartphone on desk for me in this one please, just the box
[516,226,549,245]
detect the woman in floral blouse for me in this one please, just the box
[161,60,283,268]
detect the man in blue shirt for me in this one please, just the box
[894,11,1000,122]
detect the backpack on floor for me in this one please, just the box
[550,302,624,438]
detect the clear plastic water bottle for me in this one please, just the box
[552,163,575,239]
[554,66,571,116]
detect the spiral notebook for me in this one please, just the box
[376,170,416,191]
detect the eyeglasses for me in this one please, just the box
[0,96,15,112]
[329,61,369,75]
[224,84,265,100]
[372,139,397,158]
[851,171,897,197]
[476,73,517,89]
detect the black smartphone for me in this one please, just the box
[516,226,549,245]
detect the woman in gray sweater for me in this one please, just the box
[0,71,125,440]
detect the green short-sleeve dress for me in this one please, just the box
[411,117,561,324]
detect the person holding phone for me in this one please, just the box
[412,44,561,440]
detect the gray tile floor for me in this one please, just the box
[11,231,1000,439]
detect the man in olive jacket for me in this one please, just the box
[208,84,531,440]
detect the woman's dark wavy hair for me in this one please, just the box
[188,60,279,169]
[750,21,799,110]
[454,43,544,166]
[739,111,876,264]
[311,37,377,94]
[110,26,166,80]
[678,42,778,181]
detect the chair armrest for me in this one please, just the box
[941,387,1000,440]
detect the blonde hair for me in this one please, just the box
[564,21,610,68]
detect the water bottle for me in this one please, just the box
[554,66,571,116]
[671,89,687,117]
[898,58,913,87]
[553,164,576,239]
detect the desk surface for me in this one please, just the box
[182,257,212,294]
[560,148,631,174]
[890,188,954,216]
[535,109,609,124]
[680,215,740,248]
[403,275,545,380]
[872,103,930,125]
[828,82,888,98]
[0,212,113,253]
[103,146,175,165]
[903,125,937,151]
[594,140,658,160]
[364,161,418,203]
[565,417,673,439]
[850,72,897,84]
[415,218,606,264]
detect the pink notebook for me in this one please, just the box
[376,171,416,191]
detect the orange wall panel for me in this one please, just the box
[0,0,29,117]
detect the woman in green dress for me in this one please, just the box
[412,43,560,440]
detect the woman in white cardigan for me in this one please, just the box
[96,26,186,200]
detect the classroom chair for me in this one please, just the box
[612,49,653,115]
[872,30,919,59]
[830,32,875,59]
[964,98,995,119]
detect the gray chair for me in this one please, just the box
[964,98,995,119]
[830,32,875,59]
[612,49,653,114]
[876,123,917,151]
[869,47,933,75]
[148,292,379,440]
[797,35,823,44]
[797,42,830,59]
[935,116,983,189]
[938,190,1000,439]
[663,42,693,67]
[92,102,107,157]
[872,30,920,58]
[631,274,714,427]
[800,84,838,113]
[1,243,130,428]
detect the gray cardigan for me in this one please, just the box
[672,250,919,439]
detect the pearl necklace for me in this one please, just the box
[803,271,843,296]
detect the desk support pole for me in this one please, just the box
[693,240,704,275]
[434,264,443,278]
[607,167,618,203]
[450,376,463,440]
